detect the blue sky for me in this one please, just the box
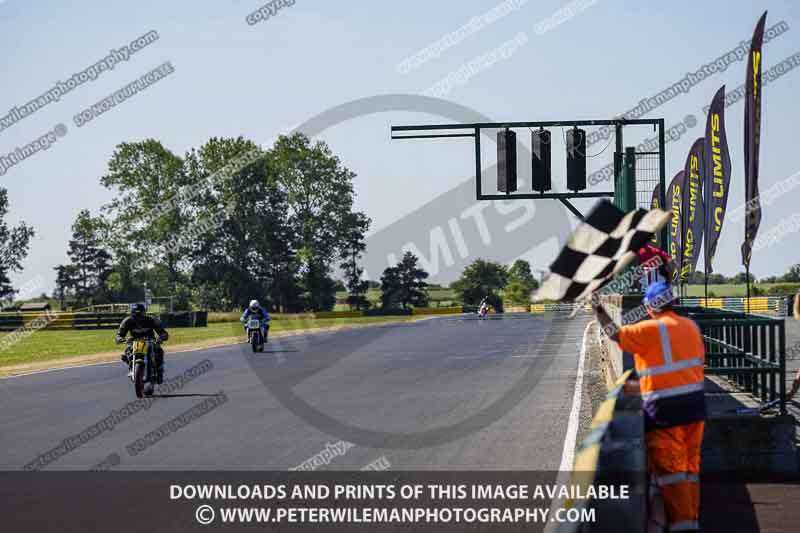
[0,0,798,294]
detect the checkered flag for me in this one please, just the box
[533,200,671,302]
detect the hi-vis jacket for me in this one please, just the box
[618,310,706,430]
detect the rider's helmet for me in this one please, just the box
[130,302,146,316]
[249,299,260,311]
[643,281,675,312]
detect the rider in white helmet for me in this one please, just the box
[240,299,270,340]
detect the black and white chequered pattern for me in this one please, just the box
[534,200,671,302]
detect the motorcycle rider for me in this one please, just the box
[240,299,270,341]
[478,296,490,317]
[116,303,169,384]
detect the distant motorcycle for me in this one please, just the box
[124,337,162,398]
[477,302,490,319]
[246,317,267,352]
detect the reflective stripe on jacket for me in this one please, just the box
[618,310,706,430]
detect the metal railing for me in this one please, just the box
[676,306,787,414]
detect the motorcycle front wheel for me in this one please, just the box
[251,334,259,353]
[133,361,145,398]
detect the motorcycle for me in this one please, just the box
[246,317,267,352]
[477,303,489,319]
[125,337,162,398]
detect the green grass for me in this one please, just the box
[684,284,749,297]
[0,316,419,369]
[683,283,798,297]
[334,288,459,310]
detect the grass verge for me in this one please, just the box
[0,315,422,377]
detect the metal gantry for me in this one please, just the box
[391,118,666,235]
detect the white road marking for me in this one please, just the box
[544,319,593,533]
[558,320,592,471]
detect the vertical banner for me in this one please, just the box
[741,11,767,268]
[681,138,705,282]
[668,171,685,282]
[650,183,662,246]
[704,85,732,273]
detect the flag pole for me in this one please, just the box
[704,142,709,304]
[745,265,751,313]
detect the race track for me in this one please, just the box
[0,314,589,471]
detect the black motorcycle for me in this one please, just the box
[125,337,162,398]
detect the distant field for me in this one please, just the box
[334,288,457,310]
[684,283,799,297]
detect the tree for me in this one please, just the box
[93,133,368,312]
[708,273,727,285]
[53,265,76,309]
[505,259,538,306]
[339,212,371,310]
[101,139,189,299]
[0,188,34,303]
[62,209,113,306]
[397,251,429,308]
[379,251,429,309]
[451,258,509,306]
[781,264,800,283]
[184,137,297,311]
[379,266,401,309]
[268,133,361,311]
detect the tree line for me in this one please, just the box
[0,130,795,313]
[376,253,540,312]
[52,134,371,312]
[43,132,543,313]
[682,265,800,286]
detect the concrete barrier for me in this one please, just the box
[557,368,647,533]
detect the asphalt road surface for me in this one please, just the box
[0,313,589,471]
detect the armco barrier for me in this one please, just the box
[315,307,464,318]
[313,310,363,319]
[530,302,589,314]
[362,308,413,317]
[411,306,462,315]
[557,369,647,533]
[680,296,786,314]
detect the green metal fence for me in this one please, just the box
[676,306,787,414]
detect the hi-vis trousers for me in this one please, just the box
[647,421,704,532]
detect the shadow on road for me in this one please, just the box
[150,393,221,399]
[701,482,760,532]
